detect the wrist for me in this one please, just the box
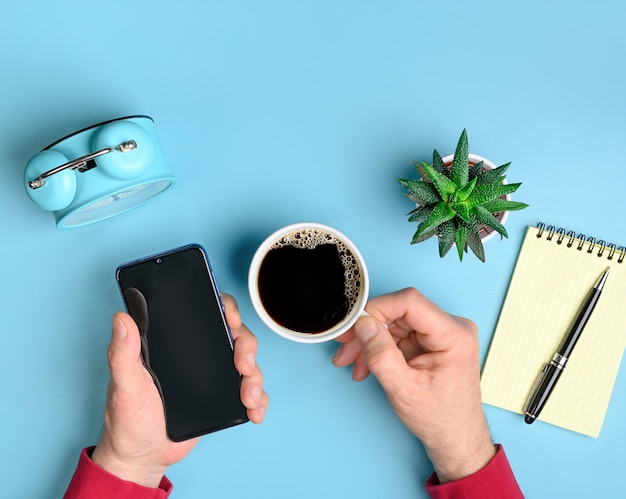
[91,443,167,489]
[425,417,496,483]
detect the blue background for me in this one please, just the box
[1,1,624,497]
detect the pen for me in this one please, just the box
[523,267,610,424]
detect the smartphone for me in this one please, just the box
[115,244,248,441]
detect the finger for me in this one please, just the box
[240,366,268,424]
[231,323,259,377]
[366,288,463,350]
[353,315,408,389]
[246,390,269,424]
[351,351,371,381]
[396,334,427,360]
[333,328,357,344]
[331,336,362,367]
[108,312,145,390]
[331,336,372,381]
[221,293,243,330]
[222,293,258,375]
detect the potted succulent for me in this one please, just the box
[397,129,528,262]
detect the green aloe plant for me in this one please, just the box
[397,129,528,262]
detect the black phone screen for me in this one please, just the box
[116,244,248,441]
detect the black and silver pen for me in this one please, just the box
[523,267,610,424]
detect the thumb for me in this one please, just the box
[354,315,407,389]
[108,312,144,388]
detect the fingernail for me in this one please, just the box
[251,386,262,405]
[246,354,256,370]
[331,345,344,364]
[113,317,128,339]
[259,405,266,419]
[356,317,377,343]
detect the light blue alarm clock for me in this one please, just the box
[24,115,176,229]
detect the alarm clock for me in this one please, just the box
[24,115,176,229]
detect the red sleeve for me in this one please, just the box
[63,447,173,499]
[425,444,523,499]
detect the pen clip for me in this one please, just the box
[523,363,549,412]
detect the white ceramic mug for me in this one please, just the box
[248,223,369,343]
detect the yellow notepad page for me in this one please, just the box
[481,225,626,437]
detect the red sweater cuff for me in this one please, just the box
[425,444,523,499]
[63,447,173,499]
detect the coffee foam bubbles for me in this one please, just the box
[271,228,363,312]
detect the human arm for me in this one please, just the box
[425,444,522,499]
[64,294,268,497]
[332,288,522,496]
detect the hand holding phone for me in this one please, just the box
[116,244,249,441]
[88,292,267,490]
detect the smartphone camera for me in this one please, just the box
[156,258,162,264]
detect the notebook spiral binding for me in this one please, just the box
[536,222,625,263]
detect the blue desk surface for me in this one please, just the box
[2,1,625,497]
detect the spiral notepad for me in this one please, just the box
[481,224,626,437]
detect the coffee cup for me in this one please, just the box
[248,223,369,343]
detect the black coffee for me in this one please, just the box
[257,229,362,334]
